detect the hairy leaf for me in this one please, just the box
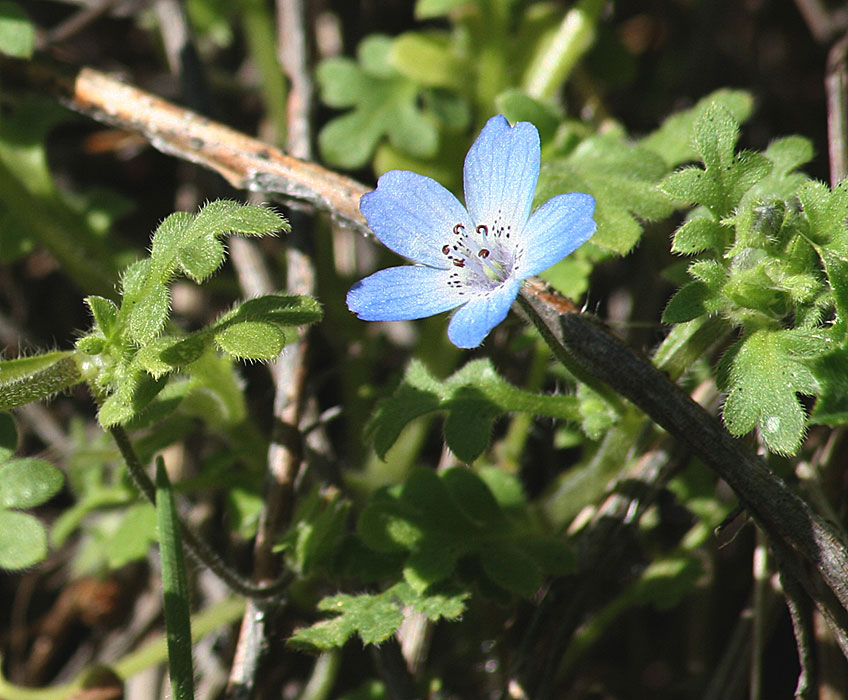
[718,329,829,454]
[358,467,572,595]
[289,581,467,651]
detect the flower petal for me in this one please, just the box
[463,116,540,235]
[347,265,464,321]
[447,278,521,348]
[516,193,596,277]
[360,171,473,268]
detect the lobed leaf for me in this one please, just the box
[718,329,828,454]
[538,134,674,255]
[316,35,438,169]
[367,358,579,463]
[358,467,571,595]
[289,581,467,651]
[640,89,754,167]
[659,105,771,220]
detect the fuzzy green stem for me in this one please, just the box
[0,353,82,411]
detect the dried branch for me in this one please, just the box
[3,57,370,236]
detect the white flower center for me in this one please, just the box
[441,221,516,296]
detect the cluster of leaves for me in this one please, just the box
[0,201,323,571]
[0,413,64,569]
[0,200,322,431]
[656,105,843,454]
[315,0,599,182]
[290,466,572,649]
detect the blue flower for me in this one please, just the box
[347,114,597,348]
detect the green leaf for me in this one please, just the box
[415,0,471,18]
[0,1,34,58]
[212,294,322,360]
[85,296,120,338]
[640,89,754,167]
[671,217,729,255]
[108,501,157,568]
[719,329,827,454]
[576,383,618,440]
[97,371,168,428]
[495,89,562,145]
[136,335,208,378]
[0,510,47,570]
[539,134,674,255]
[663,281,719,324]
[357,467,571,596]
[0,458,64,509]
[121,258,171,343]
[800,181,848,322]
[316,35,438,169]
[479,544,542,597]
[290,581,467,651]
[119,202,287,343]
[810,349,848,425]
[290,589,405,649]
[392,581,468,621]
[278,488,351,576]
[390,32,466,89]
[659,104,771,220]
[368,359,579,463]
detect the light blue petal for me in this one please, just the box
[360,171,473,268]
[516,193,596,277]
[447,278,521,348]
[347,265,464,321]
[463,116,540,236]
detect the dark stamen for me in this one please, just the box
[442,244,451,254]
[453,224,465,235]
[452,258,466,267]
[479,249,490,258]
[476,224,488,236]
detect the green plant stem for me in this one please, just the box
[0,157,117,297]
[466,0,510,119]
[521,0,604,101]
[0,353,81,411]
[238,0,289,145]
[156,458,195,700]
[0,598,245,700]
[109,424,291,598]
[499,340,548,471]
[298,650,342,700]
[518,288,848,657]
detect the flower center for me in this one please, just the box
[441,222,509,285]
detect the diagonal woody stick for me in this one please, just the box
[8,58,370,236]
